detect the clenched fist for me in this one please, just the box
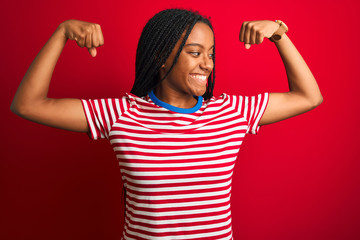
[59,19,104,57]
[239,20,280,49]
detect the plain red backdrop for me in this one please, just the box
[1,0,359,239]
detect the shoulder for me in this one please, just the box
[201,93,238,112]
[204,92,268,112]
[203,93,239,106]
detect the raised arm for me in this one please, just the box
[10,20,104,132]
[239,20,323,125]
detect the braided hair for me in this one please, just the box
[130,8,215,100]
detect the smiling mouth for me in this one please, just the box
[189,74,208,82]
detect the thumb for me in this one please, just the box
[245,43,251,50]
[88,47,97,57]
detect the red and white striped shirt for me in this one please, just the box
[81,91,268,240]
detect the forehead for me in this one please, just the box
[186,22,214,46]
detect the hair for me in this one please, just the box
[130,8,215,100]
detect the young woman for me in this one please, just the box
[11,8,322,240]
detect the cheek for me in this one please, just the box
[167,53,197,80]
[178,57,196,74]
[172,61,192,77]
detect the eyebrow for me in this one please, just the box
[184,43,214,49]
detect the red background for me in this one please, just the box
[1,0,359,239]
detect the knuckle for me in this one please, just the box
[243,22,249,29]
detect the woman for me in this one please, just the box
[11,8,322,240]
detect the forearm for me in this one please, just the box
[11,25,67,113]
[273,33,323,105]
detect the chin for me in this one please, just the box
[192,88,206,97]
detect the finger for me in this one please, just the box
[244,23,251,46]
[250,27,256,45]
[96,24,104,46]
[77,34,85,48]
[239,22,247,42]
[85,31,92,49]
[256,31,264,44]
[92,27,100,47]
[245,43,251,49]
[72,34,78,41]
[88,47,97,57]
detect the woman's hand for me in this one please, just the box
[239,20,279,49]
[59,19,104,57]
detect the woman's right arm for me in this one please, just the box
[10,20,104,132]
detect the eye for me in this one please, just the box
[190,52,200,56]
[209,53,214,59]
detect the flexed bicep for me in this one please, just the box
[14,98,89,132]
[259,92,321,126]
[11,20,104,133]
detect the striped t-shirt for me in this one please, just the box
[81,90,269,240]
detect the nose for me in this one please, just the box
[200,54,213,72]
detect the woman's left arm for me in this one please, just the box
[240,20,323,125]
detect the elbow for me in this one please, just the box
[11,102,21,116]
[318,95,324,106]
[10,101,19,115]
[308,94,323,109]
[10,100,30,118]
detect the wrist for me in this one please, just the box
[56,22,68,41]
[269,20,288,43]
[273,33,290,49]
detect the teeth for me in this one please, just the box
[190,74,207,81]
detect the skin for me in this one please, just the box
[238,20,323,125]
[10,18,322,133]
[155,22,214,109]
[10,20,101,132]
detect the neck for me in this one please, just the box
[153,86,198,109]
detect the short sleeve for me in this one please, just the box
[236,92,269,135]
[81,97,130,140]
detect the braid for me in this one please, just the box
[202,20,215,100]
[131,9,215,100]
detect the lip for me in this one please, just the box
[189,73,208,83]
[189,73,209,78]
[189,73,208,76]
